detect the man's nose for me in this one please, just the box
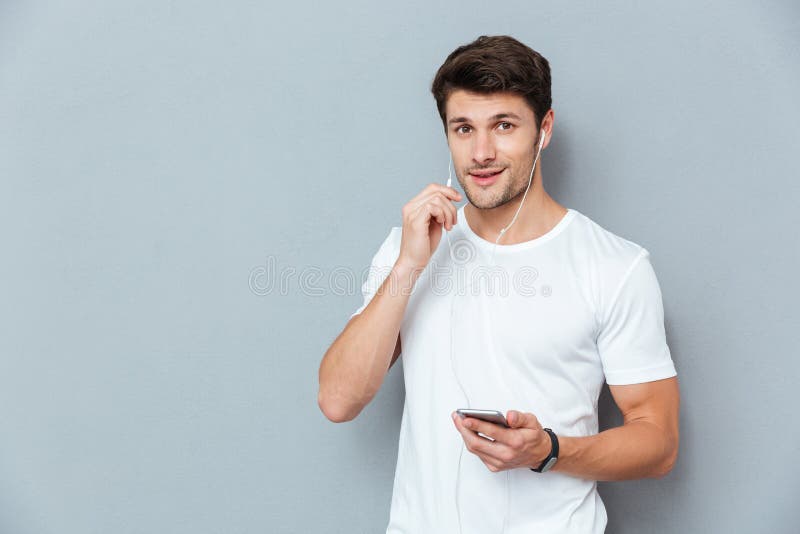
[471,131,496,164]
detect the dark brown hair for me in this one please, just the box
[431,35,552,135]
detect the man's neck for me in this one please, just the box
[464,178,567,246]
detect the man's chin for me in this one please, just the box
[466,195,504,210]
[466,182,530,211]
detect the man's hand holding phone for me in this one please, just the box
[451,409,553,473]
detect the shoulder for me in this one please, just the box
[569,209,649,276]
[568,210,655,326]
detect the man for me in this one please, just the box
[318,35,680,533]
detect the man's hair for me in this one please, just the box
[430,35,552,135]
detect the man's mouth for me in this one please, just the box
[470,168,505,185]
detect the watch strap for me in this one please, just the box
[530,428,559,472]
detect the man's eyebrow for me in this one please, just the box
[447,112,524,125]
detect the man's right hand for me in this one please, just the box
[397,183,462,274]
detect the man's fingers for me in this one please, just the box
[411,195,457,230]
[453,414,511,461]
[506,410,541,429]
[409,183,461,206]
[410,189,459,218]
[411,202,445,229]
[431,196,457,230]
[460,416,515,445]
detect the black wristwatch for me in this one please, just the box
[530,428,559,472]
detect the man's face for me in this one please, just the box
[445,90,541,210]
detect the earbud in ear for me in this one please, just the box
[539,131,546,149]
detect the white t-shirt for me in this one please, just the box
[350,203,677,534]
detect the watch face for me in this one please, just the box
[541,457,558,472]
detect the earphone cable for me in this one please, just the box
[444,131,545,534]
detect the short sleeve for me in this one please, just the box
[349,227,402,319]
[596,248,677,385]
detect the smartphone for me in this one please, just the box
[456,409,510,438]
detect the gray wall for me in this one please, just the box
[1,1,797,532]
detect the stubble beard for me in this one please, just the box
[457,156,535,211]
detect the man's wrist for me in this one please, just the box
[531,436,551,467]
[544,433,575,473]
[392,260,424,290]
[530,428,559,472]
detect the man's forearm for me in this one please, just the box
[550,420,677,481]
[318,261,420,422]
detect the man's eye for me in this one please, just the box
[456,123,512,134]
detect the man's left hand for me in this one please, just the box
[451,410,552,472]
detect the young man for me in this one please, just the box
[318,35,680,533]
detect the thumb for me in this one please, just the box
[507,410,537,428]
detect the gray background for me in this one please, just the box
[1,1,798,533]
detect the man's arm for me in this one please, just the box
[317,183,461,424]
[551,376,680,480]
[317,261,415,423]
